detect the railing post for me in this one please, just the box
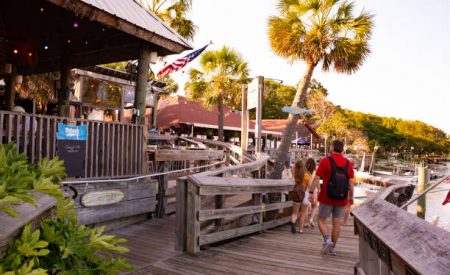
[157,161,169,218]
[175,177,188,251]
[416,166,429,219]
[186,181,200,254]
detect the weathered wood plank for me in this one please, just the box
[175,177,187,251]
[186,183,200,254]
[199,201,292,222]
[155,149,224,161]
[353,184,450,275]
[77,197,156,225]
[69,179,157,208]
[0,193,56,256]
[199,216,290,246]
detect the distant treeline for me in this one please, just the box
[261,80,449,155]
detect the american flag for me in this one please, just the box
[157,44,209,78]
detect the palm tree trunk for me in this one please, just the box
[271,62,316,179]
[217,94,224,141]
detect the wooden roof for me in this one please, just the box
[0,0,192,75]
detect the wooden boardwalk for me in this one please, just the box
[113,216,359,275]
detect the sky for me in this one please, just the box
[155,0,450,134]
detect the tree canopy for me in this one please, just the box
[185,46,249,141]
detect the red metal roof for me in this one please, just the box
[156,96,320,138]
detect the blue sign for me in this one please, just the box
[56,123,87,141]
[282,106,313,115]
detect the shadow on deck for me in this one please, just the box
[112,216,358,275]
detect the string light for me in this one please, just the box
[28,52,33,57]
[73,22,79,28]
[44,45,49,50]
[85,41,88,45]
[40,7,44,13]
[67,39,71,44]
[13,49,18,54]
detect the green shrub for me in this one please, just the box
[0,144,133,274]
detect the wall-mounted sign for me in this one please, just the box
[282,106,313,115]
[81,190,125,207]
[57,124,87,140]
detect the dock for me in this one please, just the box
[113,216,358,274]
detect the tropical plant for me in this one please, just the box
[138,0,196,40]
[0,143,132,274]
[267,0,374,178]
[185,46,249,141]
[16,73,59,114]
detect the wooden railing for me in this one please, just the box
[352,180,450,275]
[175,153,292,254]
[0,110,145,179]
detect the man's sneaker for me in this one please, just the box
[329,245,337,256]
[321,241,333,255]
[290,222,296,234]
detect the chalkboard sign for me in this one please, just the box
[57,140,86,177]
[57,123,87,177]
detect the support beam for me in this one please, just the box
[5,68,16,111]
[152,90,159,128]
[135,45,151,125]
[58,54,71,117]
[241,84,248,161]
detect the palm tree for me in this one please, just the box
[139,0,196,40]
[185,46,249,141]
[267,0,373,178]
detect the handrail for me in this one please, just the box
[62,160,225,185]
[352,179,450,275]
[177,151,292,254]
[401,174,449,209]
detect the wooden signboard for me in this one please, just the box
[56,123,87,177]
[81,190,125,207]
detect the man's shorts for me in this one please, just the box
[318,203,346,219]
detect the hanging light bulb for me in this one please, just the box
[13,49,18,54]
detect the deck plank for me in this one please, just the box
[114,215,358,274]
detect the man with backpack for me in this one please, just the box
[308,140,354,256]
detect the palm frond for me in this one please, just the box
[268,0,374,74]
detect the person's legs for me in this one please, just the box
[329,205,346,255]
[309,201,318,226]
[291,203,300,233]
[331,217,341,245]
[299,203,309,233]
[318,204,333,254]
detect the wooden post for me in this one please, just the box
[175,177,188,251]
[417,166,428,219]
[255,76,264,155]
[157,161,169,218]
[152,90,159,128]
[58,54,71,117]
[135,45,151,125]
[186,181,200,254]
[215,195,224,229]
[5,66,16,111]
[241,84,248,161]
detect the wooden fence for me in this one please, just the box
[176,154,292,254]
[0,110,145,179]
[352,181,450,275]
